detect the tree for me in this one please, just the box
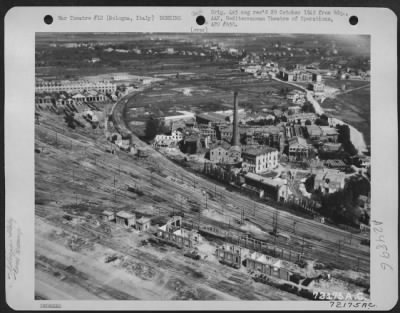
[320,114,329,122]
[336,124,357,156]
[302,102,315,113]
[144,117,169,140]
[304,175,315,193]
[305,119,312,126]
[315,118,329,126]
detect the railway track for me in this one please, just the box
[110,90,371,273]
[35,97,370,273]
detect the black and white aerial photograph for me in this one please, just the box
[35,33,371,301]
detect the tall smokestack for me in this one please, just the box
[231,91,240,146]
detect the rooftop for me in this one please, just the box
[306,125,323,136]
[324,159,346,167]
[102,210,114,216]
[116,210,135,219]
[242,146,277,157]
[322,142,342,152]
[320,126,338,136]
[245,172,286,188]
[288,136,308,147]
[209,141,231,151]
[196,112,228,123]
[136,216,151,224]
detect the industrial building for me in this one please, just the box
[314,170,346,194]
[288,137,311,161]
[157,216,202,248]
[136,217,151,231]
[196,112,228,128]
[243,172,289,201]
[153,130,183,148]
[216,244,242,269]
[245,252,292,281]
[101,210,115,222]
[115,211,136,227]
[242,147,279,174]
[35,79,117,94]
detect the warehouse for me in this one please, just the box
[115,211,136,227]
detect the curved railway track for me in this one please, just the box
[35,90,370,273]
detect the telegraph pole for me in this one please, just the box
[273,210,278,234]
[198,205,201,230]
[113,175,116,201]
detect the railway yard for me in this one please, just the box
[34,33,371,301]
[35,92,370,300]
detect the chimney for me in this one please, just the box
[231,91,240,146]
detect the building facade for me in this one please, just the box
[35,79,117,94]
[153,130,183,148]
[314,170,346,194]
[216,244,242,269]
[242,147,279,174]
[210,146,229,163]
[115,211,136,227]
[288,137,310,161]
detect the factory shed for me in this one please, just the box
[116,211,136,227]
[136,217,151,231]
[101,210,115,222]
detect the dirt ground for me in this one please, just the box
[35,217,305,300]
[35,90,370,300]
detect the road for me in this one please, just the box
[108,89,370,273]
[271,77,368,154]
[271,77,324,115]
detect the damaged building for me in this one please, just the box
[216,244,242,269]
[157,216,202,248]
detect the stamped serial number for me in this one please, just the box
[330,301,376,309]
[40,303,62,309]
[313,291,366,301]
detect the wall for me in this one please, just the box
[157,229,193,248]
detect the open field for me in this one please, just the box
[35,103,370,299]
[37,95,371,300]
[322,84,370,146]
[323,78,370,90]
[35,33,371,300]
[123,71,300,136]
